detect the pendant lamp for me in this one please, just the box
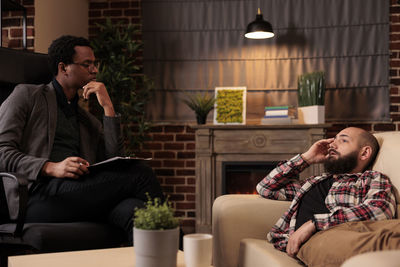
[245,8,274,39]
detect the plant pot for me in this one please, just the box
[196,114,207,124]
[133,227,179,267]
[298,105,325,124]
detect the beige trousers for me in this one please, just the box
[297,219,400,267]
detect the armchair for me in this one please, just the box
[0,47,126,267]
[212,131,400,267]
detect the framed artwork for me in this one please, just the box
[213,87,246,125]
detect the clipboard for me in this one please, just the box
[88,156,152,170]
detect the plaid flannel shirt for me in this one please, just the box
[256,154,396,252]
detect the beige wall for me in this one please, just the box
[35,0,89,53]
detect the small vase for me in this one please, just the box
[133,227,179,267]
[196,114,207,124]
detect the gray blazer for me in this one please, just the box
[0,82,125,186]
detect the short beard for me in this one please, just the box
[324,150,359,174]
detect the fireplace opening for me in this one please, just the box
[222,161,278,194]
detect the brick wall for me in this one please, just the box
[389,0,400,126]
[88,0,141,39]
[1,0,34,50]
[88,0,144,83]
[135,125,196,233]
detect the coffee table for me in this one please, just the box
[8,247,186,267]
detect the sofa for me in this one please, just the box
[212,131,400,267]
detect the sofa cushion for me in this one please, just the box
[297,219,400,267]
[239,238,302,267]
[212,195,291,267]
[373,132,400,208]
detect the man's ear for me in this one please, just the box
[58,62,67,74]
[359,146,372,162]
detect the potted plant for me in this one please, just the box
[133,195,179,267]
[90,18,154,154]
[297,71,326,124]
[182,92,215,124]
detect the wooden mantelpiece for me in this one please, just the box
[191,124,330,233]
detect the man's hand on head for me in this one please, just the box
[286,220,316,258]
[82,81,116,117]
[41,157,90,179]
[301,138,334,165]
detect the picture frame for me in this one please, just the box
[213,87,246,125]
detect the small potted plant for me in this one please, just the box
[133,195,179,267]
[182,92,215,124]
[297,71,326,124]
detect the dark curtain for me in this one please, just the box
[143,0,389,123]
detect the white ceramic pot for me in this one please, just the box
[298,105,325,124]
[133,227,179,267]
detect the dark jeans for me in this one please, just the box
[25,162,164,244]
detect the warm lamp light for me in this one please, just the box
[245,8,274,39]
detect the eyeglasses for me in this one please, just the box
[71,60,100,71]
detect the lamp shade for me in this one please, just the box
[245,8,274,39]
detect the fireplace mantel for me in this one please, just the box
[192,124,330,233]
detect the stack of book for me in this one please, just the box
[261,106,292,124]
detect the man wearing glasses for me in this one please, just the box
[0,35,164,245]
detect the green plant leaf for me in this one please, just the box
[91,18,153,154]
[133,194,179,230]
[298,71,325,107]
[182,92,216,119]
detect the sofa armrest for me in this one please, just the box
[341,250,400,267]
[212,194,291,267]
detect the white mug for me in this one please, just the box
[183,233,213,267]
